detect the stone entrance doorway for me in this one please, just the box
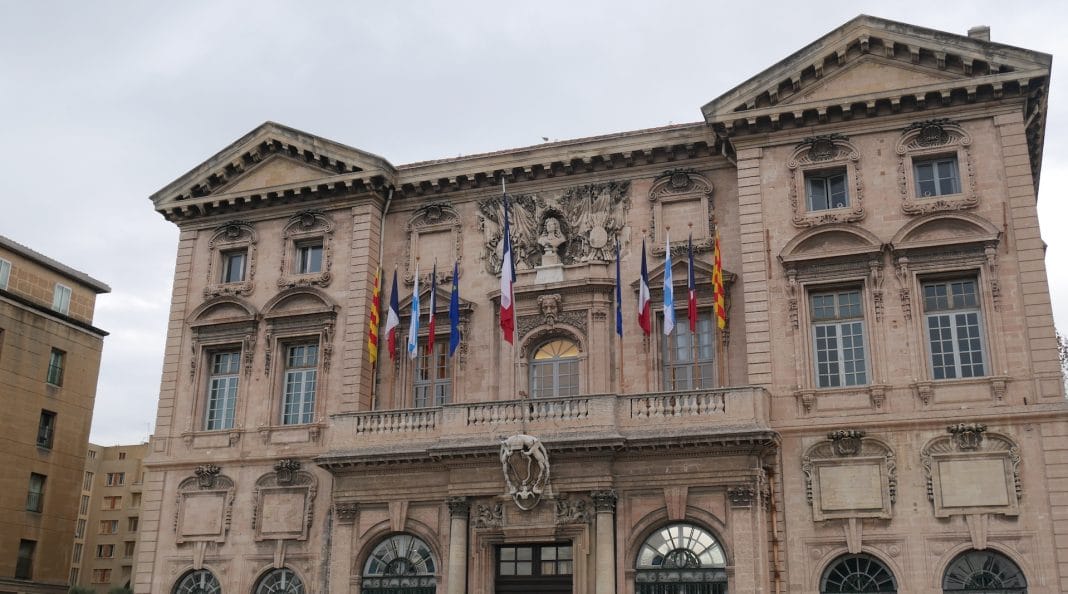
[494,543,574,594]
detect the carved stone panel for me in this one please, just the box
[802,432,896,521]
[477,181,631,274]
[648,169,715,255]
[174,469,235,544]
[252,462,318,541]
[403,203,463,286]
[921,426,1021,518]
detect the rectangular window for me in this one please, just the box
[69,567,80,585]
[811,289,868,388]
[914,156,960,197]
[37,410,56,449]
[205,350,240,430]
[498,544,573,577]
[72,543,83,564]
[83,471,94,491]
[924,278,986,379]
[87,448,97,459]
[413,341,451,407]
[127,516,139,532]
[282,343,318,424]
[103,495,122,510]
[100,519,118,534]
[16,539,35,580]
[805,169,849,211]
[221,250,247,283]
[26,473,46,512]
[130,492,142,508]
[123,541,136,558]
[105,472,126,486]
[96,544,114,559]
[92,568,111,584]
[47,348,65,386]
[79,494,90,515]
[0,257,10,290]
[661,310,716,391]
[118,451,126,460]
[75,518,86,538]
[52,283,72,314]
[295,242,323,274]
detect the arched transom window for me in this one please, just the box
[530,338,580,398]
[820,554,897,593]
[942,550,1027,593]
[173,569,221,594]
[362,533,437,594]
[255,567,304,594]
[635,523,727,594]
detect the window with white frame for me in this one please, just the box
[662,310,716,391]
[204,350,240,430]
[0,257,10,290]
[295,242,323,275]
[282,343,318,424]
[413,341,451,407]
[220,249,247,284]
[913,155,960,197]
[805,168,849,211]
[52,283,72,314]
[923,278,986,379]
[530,339,580,398]
[810,288,868,388]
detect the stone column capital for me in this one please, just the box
[590,489,618,513]
[334,500,358,523]
[446,496,470,518]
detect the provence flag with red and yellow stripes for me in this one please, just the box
[712,229,726,330]
[368,267,381,364]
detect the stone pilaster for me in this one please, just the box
[446,497,470,594]
[591,490,617,594]
[330,501,358,594]
[735,147,772,385]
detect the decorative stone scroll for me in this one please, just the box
[278,210,334,289]
[500,434,551,511]
[921,426,1021,518]
[203,220,257,298]
[403,202,463,286]
[477,181,631,274]
[175,466,235,544]
[251,460,317,541]
[802,432,896,521]
[787,134,865,228]
[896,119,978,215]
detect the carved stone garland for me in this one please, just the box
[203,221,257,298]
[476,181,631,274]
[896,119,978,215]
[788,135,864,228]
[403,203,463,286]
[278,210,334,289]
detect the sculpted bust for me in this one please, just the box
[537,216,566,266]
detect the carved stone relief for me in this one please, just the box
[802,433,896,521]
[554,494,592,524]
[473,502,503,529]
[175,466,235,544]
[204,221,257,298]
[403,203,463,286]
[500,434,551,511]
[921,426,1021,518]
[896,119,979,215]
[787,135,865,227]
[517,311,587,344]
[251,460,318,541]
[278,210,334,289]
[477,181,631,274]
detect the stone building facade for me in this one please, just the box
[136,16,1063,594]
[0,236,109,594]
[72,443,149,592]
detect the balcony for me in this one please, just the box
[320,387,772,468]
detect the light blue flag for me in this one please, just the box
[663,231,675,335]
[407,265,420,359]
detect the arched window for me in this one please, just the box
[820,554,897,593]
[635,523,727,594]
[530,339,580,398]
[942,550,1027,593]
[255,568,304,594]
[173,569,221,594]
[362,533,437,594]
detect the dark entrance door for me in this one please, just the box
[495,543,573,594]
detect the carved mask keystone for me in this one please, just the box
[829,430,866,456]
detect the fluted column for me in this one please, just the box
[446,497,470,594]
[591,489,618,594]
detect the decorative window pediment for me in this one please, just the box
[252,459,317,541]
[920,424,1021,518]
[204,221,257,298]
[262,288,337,376]
[188,297,259,381]
[278,210,334,289]
[174,465,235,544]
[896,119,978,215]
[802,430,896,521]
[788,135,864,227]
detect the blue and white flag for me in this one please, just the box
[407,264,420,359]
[663,231,675,335]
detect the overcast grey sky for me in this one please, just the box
[2,2,1066,445]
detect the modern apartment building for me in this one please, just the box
[0,236,109,594]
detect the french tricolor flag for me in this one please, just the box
[637,237,651,335]
[385,270,400,361]
[500,197,516,344]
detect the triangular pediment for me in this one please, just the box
[150,121,397,220]
[703,15,1051,132]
